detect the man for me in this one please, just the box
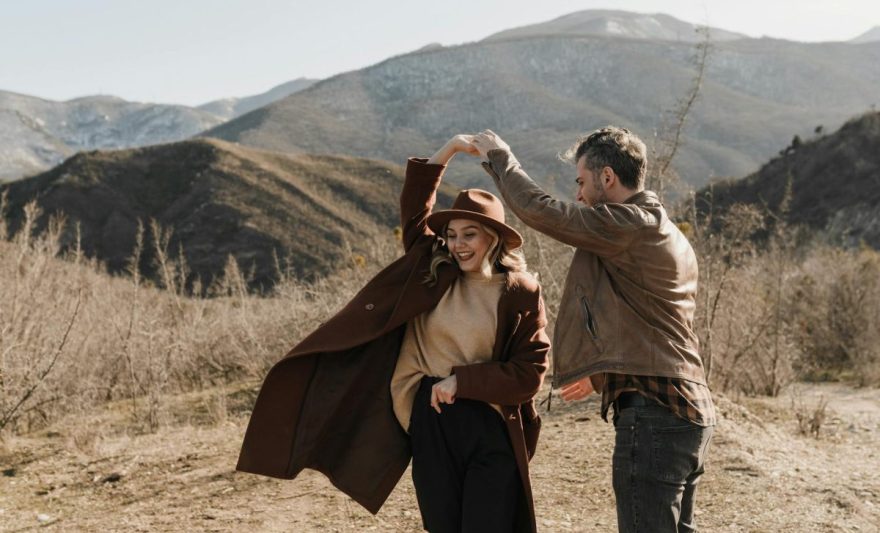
[468,127,716,533]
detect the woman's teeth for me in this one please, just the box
[457,252,474,261]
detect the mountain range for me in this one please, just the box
[203,29,880,193]
[3,9,880,285]
[0,138,457,290]
[0,80,317,183]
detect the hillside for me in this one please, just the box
[197,78,319,120]
[203,26,880,192]
[0,91,225,182]
[483,9,747,43]
[695,111,880,247]
[0,139,458,290]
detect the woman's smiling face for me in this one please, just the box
[445,219,496,273]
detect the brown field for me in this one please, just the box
[1,382,878,532]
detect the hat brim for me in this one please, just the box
[426,210,523,250]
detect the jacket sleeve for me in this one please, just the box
[452,288,550,406]
[483,149,647,257]
[400,157,447,252]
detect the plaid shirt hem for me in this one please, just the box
[600,373,717,427]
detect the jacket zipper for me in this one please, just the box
[580,296,600,340]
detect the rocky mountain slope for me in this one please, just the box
[0,91,225,182]
[695,111,880,247]
[1,139,457,289]
[203,23,880,192]
[0,79,318,183]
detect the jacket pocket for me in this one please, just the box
[580,296,600,340]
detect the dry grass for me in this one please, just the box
[0,195,399,435]
[2,189,879,437]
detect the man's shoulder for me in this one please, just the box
[611,190,666,228]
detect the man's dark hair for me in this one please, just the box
[561,126,647,190]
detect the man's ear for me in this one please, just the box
[601,166,616,189]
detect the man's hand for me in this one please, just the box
[471,129,511,159]
[430,375,457,413]
[560,377,594,402]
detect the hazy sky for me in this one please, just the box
[2,0,878,106]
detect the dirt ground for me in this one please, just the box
[1,382,878,532]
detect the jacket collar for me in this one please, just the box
[622,190,661,207]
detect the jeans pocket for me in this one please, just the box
[612,418,635,466]
[650,423,705,484]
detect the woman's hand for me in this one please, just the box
[427,135,480,165]
[430,375,458,413]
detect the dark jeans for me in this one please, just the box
[612,402,714,533]
[410,376,520,533]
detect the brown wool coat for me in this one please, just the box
[237,158,550,533]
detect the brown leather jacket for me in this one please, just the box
[237,158,549,533]
[483,149,707,388]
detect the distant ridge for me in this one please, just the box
[850,26,880,44]
[483,9,747,43]
[197,77,319,120]
[0,139,458,289]
[0,77,318,183]
[695,111,880,248]
[203,20,880,192]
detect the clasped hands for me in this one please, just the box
[427,130,511,165]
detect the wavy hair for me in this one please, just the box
[423,222,528,286]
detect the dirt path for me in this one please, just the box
[1,383,878,532]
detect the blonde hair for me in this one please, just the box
[423,222,527,286]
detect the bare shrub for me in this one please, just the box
[0,211,402,435]
[0,202,86,432]
[790,390,828,439]
[790,246,880,385]
[689,178,805,396]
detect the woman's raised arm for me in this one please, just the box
[400,135,479,251]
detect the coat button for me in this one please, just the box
[365,303,375,311]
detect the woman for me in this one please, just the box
[237,135,550,532]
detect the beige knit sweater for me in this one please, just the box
[390,271,505,432]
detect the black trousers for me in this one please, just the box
[409,376,520,533]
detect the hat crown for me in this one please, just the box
[451,189,506,225]
[425,188,523,250]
